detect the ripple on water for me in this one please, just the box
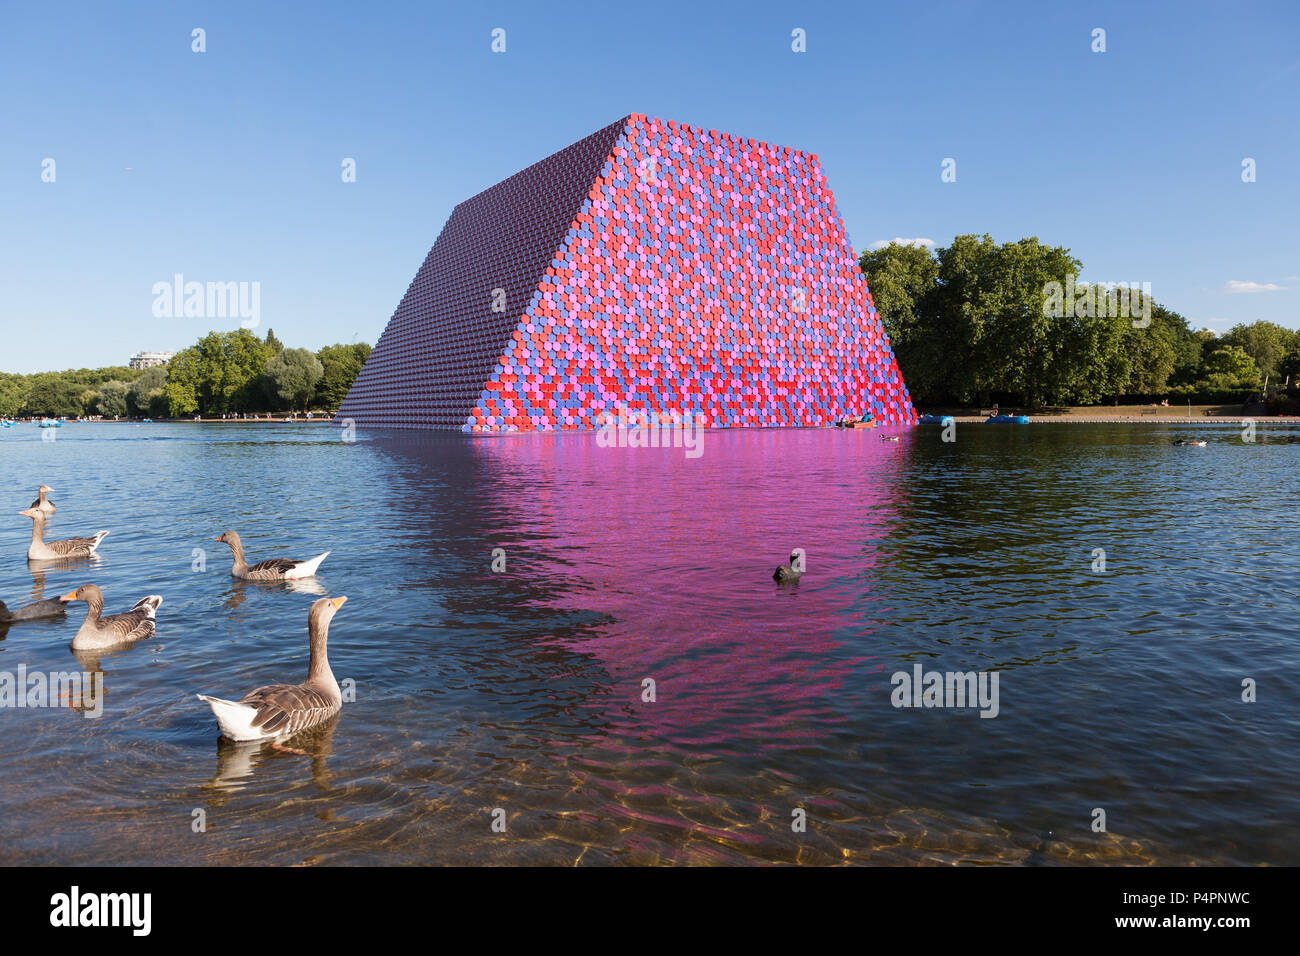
[0,422,1296,865]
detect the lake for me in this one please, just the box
[0,420,1295,865]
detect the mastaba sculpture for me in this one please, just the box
[336,113,915,432]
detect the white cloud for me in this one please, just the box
[868,237,936,250]
[1224,280,1285,293]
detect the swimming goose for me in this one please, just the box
[773,551,803,583]
[19,507,108,560]
[59,584,163,650]
[30,484,56,514]
[197,596,347,742]
[215,530,330,581]
[0,597,66,623]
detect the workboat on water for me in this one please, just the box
[834,414,877,429]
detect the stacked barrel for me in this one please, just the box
[337,114,916,432]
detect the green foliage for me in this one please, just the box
[0,375,25,418]
[1218,322,1298,381]
[858,236,1288,407]
[1199,345,1261,388]
[857,243,942,402]
[315,343,372,411]
[863,234,1126,406]
[23,374,87,417]
[3,332,372,419]
[95,380,130,418]
[127,366,168,417]
[1279,349,1300,384]
[266,347,324,412]
[165,330,273,416]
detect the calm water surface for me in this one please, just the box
[0,421,1295,865]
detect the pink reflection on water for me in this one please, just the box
[466,428,913,747]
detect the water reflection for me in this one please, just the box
[359,430,913,856]
[223,576,328,613]
[27,555,102,598]
[206,718,339,795]
[0,422,1295,865]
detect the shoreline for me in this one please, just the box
[23,417,1300,427]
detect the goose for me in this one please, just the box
[215,530,330,581]
[30,484,56,514]
[0,596,66,623]
[197,596,347,742]
[19,507,108,560]
[59,584,163,650]
[773,551,804,583]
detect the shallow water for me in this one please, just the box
[0,420,1295,865]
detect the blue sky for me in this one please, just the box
[1,0,1296,373]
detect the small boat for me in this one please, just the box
[986,414,1030,424]
[37,418,62,428]
[918,415,954,425]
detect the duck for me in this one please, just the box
[0,596,66,623]
[59,584,163,650]
[773,550,803,583]
[19,507,108,560]
[215,530,330,581]
[881,435,900,441]
[1174,439,1207,447]
[30,484,56,514]
[197,596,347,742]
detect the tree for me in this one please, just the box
[0,375,26,418]
[1279,348,1300,386]
[264,328,284,355]
[1119,303,1178,395]
[164,330,272,415]
[267,347,324,412]
[127,366,168,416]
[1200,345,1260,387]
[856,235,1219,406]
[24,375,86,417]
[95,380,130,418]
[1219,322,1297,382]
[162,379,199,416]
[929,234,1093,406]
[858,243,941,402]
[315,342,372,410]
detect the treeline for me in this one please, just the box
[0,329,371,419]
[859,235,1300,408]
